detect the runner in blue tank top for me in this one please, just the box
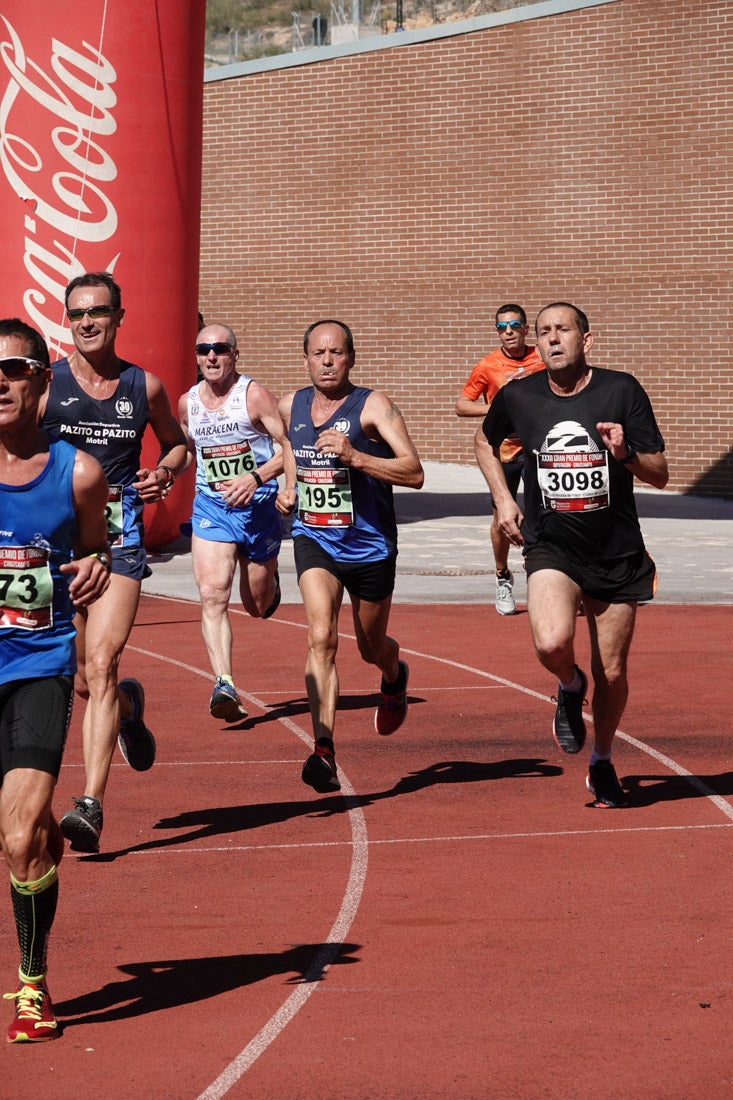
[277,320,424,794]
[0,318,110,1043]
[38,272,188,853]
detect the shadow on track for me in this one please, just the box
[75,758,563,862]
[54,943,361,1027]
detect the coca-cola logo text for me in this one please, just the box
[0,16,120,357]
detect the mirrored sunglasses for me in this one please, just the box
[196,342,234,356]
[0,356,47,380]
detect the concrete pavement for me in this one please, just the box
[142,462,733,607]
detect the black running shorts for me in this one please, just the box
[293,535,397,603]
[0,676,74,781]
[524,545,657,604]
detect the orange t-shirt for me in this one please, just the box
[462,345,545,462]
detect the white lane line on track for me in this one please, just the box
[197,764,368,1100]
[128,820,732,857]
[393,644,733,823]
[127,641,368,1100]
[128,607,731,1098]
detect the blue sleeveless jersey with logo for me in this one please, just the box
[289,386,397,562]
[0,437,78,685]
[42,358,150,548]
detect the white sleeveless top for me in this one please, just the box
[186,374,276,501]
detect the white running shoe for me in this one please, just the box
[495,571,516,615]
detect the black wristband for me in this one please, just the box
[252,471,263,488]
[156,464,175,488]
[619,447,636,465]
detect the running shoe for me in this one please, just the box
[118,678,156,770]
[374,660,409,736]
[262,570,281,620]
[586,760,629,808]
[209,677,248,721]
[551,666,588,754]
[495,570,516,615]
[60,796,103,853]
[5,979,59,1043]
[302,738,340,793]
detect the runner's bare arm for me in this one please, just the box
[596,421,669,489]
[176,391,196,474]
[133,373,189,500]
[61,450,112,606]
[474,427,524,546]
[275,393,297,515]
[315,390,424,489]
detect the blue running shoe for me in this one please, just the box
[209,677,248,721]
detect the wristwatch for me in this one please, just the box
[619,446,636,465]
[90,550,112,573]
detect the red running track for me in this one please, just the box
[3,597,731,1098]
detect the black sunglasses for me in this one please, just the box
[496,320,524,332]
[66,304,115,321]
[196,342,234,357]
[0,356,47,380]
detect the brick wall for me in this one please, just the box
[200,0,733,498]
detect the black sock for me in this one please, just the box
[381,662,406,694]
[11,865,58,982]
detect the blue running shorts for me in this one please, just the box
[112,545,152,581]
[192,492,281,563]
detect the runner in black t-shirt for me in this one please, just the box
[476,302,668,808]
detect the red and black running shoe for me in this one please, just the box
[302,738,340,793]
[586,759,628,808]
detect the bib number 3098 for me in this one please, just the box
[537,451,610,512]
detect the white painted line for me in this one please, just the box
[197,765,368,1100]
[127,820,732,858]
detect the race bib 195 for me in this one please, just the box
[296,466,354,526]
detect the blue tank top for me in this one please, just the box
[0,437,78,684]
[42,358,150,548]
[289,386,397,562]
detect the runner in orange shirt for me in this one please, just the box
[456,304,545,614]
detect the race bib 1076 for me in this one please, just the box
[202,441,256,491]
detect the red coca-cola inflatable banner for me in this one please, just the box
[0,3,206,547]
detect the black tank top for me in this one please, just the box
[42,358,150,547]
